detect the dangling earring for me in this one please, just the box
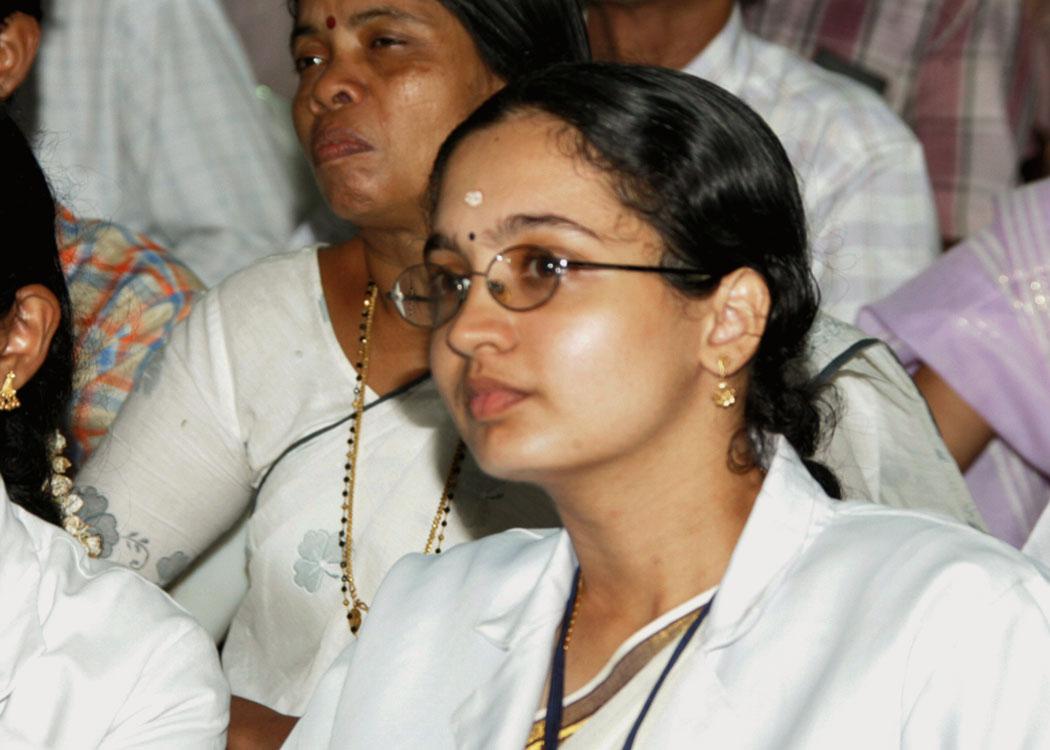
[712,357,736,408]
[48,431,103,558]
[0,371,20,411]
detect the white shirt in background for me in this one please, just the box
[686,7,940,321]
[18,0,302,286]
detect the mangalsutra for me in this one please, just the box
[339,281,465,634]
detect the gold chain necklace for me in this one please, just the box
[339,281,465,634]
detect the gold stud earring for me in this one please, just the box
[712,357,736,408]
[0,371,20,411]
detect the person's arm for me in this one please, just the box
[902,577,1050,747]
[75,287,254,586]
[912,364,996,473]
[102,620,230,749]
[227,698,298,750]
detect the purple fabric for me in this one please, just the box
[859,179,1050,547]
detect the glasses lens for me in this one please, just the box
[428,264,466,327]
[490,246,562,311]
[390,264,437,327]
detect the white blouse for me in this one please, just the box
[286,439,1050,748]
[76,247,557,714]
[0,482,228,748]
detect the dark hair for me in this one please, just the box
[286,0,590,78]
[0,111,74,524]
[429,62,840,497]
[0,0,42,22]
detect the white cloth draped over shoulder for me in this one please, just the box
[806,314,982,528]
[76,247,558,715]
[0,480,228,749]
[285,439,1050,749]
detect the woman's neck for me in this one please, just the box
[320,227,433,394]
[587,0,733,70]
[547,410,761,628]
[547,421,761,693]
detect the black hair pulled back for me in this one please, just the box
[286,0,590,79]
[0,111,74,524]
[0,0,42,22]
[429,62,840,497]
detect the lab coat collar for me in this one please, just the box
[0,482,46,703]
[453,531,576,749]
[453,438,828,747]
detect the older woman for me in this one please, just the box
[0,112,227,748]
[75,0,589,739]
[287,63,1050,747]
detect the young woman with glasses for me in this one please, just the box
[287,63,1050,748]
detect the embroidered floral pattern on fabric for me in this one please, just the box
[71,485,120,558]
[293,529,342,593]
[157,551,191,585]
[73,485,152,567]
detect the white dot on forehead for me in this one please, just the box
[464,190,483,207]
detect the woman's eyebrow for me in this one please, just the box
[292,5,428,43]
[423,232,460,255]
[485,213,601,244]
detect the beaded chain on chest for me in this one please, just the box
[339,281,465,634]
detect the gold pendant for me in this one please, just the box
[348,606,363,634]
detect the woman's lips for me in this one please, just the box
[466,378,529,421]
[311,126,374,165]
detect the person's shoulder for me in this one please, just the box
[212,245,321,305]
[824,501,1049,601]
[370,528,563,618]
[58,207,205,297]
[18,503,214,652]
[745,30,917,152]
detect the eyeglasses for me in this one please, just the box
[388,244,711,328]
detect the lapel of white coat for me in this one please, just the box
[632,440,830,745]
[702,438,827,650]
[450,531,576,750]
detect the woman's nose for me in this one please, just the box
[444,278,517,358]
[308,54,367,113]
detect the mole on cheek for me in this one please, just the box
[468,232,476,241]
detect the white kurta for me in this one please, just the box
[286,439,1050,748]
[0,482,228,748]
[77,247,557,714]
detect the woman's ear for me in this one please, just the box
[0,284,62,389]
[0,12,41,100]
[700,267,770,374]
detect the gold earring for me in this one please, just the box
[0,371,20,411]
[712,357,736,408]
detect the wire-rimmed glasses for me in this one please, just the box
[388,244,711,328]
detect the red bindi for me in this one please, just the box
[326,15,336,29]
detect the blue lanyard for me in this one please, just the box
[542,568,714,750]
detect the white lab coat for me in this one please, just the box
[287,439,1050,749]
[0,481,229,748]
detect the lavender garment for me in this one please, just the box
[859,179,1050,549]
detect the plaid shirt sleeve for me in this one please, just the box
[744,0,1036,241]
[58,207,205,465]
